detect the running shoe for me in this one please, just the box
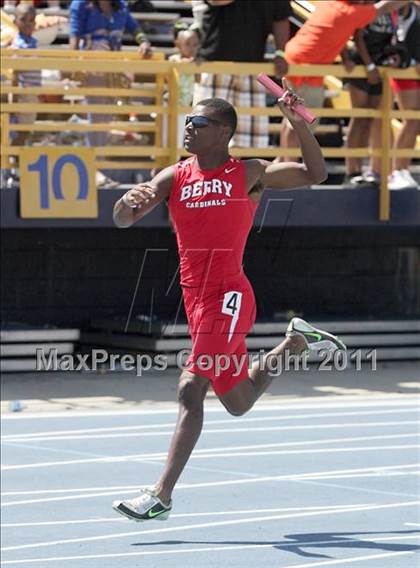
[286,317,346,353]
[348,171,380,188]
[388,169,419,190]
[401,169,419,189]
[112,488,172,522]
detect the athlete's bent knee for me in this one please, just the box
[222,400,253,417]
[226,406,248,417]
[177,375,206,411]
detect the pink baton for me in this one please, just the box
[257,73,317,125]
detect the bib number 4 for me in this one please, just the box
[222,291,242,342]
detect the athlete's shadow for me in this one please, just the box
[131,529,420,560]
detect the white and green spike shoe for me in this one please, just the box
[113,488,172,522]
[286,317,346,353]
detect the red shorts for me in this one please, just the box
[390,78,420,93]
[182,274,256,396]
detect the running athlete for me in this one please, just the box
[112,79,346,522]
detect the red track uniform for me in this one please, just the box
[168,156,258,395]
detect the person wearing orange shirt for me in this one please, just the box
[282,0,407,157]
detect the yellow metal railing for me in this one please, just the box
[1,49,172,172]
[1,49,419,221]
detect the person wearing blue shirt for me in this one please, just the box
[69,0,152,188]
[69,0,151,53]
[11,3,42,149]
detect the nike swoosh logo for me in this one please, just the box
[148,507,166,518]
[306,331,323,342]
[225,167,236,174]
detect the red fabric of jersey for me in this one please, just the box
[169,156,257,288]
[168,156,258,394]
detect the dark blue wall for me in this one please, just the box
[2,226,419,327]
[2,186,420,228]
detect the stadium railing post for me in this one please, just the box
[379,68,392,222]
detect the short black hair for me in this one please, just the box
[196,98,237,138]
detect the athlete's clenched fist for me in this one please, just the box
[121,183,157,209]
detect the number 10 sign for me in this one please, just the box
[20,148,98,218]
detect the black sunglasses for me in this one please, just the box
[185,115,224,128]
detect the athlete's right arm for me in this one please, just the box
[113,166,175,228]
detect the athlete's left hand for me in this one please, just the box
[277,78,304,123]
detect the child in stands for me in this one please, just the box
[11,2,41,148]
[169,21,201,147]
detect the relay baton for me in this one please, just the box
[257,73,317,125]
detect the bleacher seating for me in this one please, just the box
[80,317,420,365]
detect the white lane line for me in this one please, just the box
[2,537,419,566]
[289,472,420,481]
[4,433,416,463]
[1,441,106,461]
[1,420,418,464]
[3,408,419,441]
[4,462,417,497]
[2,485,156,496]
[3,439,419,472]
[1,449,203,478]
[2,503,419,553]
[2,435,417,490]
[149,460,259,479]
[2,396,419,420]
[294,477,420,500]
[2,419,417,443]
[2,464,420,504]
[2,465,418,506]
[0,504,371,527]
[158,444,420,460]
[2,433,417,469]
[406,523,420,527]
[283,550,416,568]
[2,433,416,496]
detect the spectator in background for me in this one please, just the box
[69,0,152,188]
[170,21,200,101]
[344,11,395,188]
[191,0,208,31]
[2,1,64,9]
[283,0,407,156]
[169,21,201,147]
[11,2,41,149]
[388,1,420,190]
[69,0,152,53]
[194,0,292,148]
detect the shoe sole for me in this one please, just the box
[287,319,347,352]
[306,326,347,352]
[112,503,170,522]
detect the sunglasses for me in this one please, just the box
[185,115,224,128]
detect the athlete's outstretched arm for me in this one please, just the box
[246,80,327,193]
[113,166,174,228]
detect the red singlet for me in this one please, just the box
[168,156,258,395]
